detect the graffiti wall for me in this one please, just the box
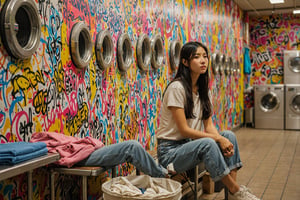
[249,14,300,85]
[0,0,244,199]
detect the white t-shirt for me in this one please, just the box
[156,81,203,140]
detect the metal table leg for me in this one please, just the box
[82,176,87,200]
[51,170,56,200]
[28,170,33,200]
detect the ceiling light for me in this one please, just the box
[269,0,284,4]
[293,9,300,14]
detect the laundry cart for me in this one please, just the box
[102,175,182,200]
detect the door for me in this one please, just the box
[289,93,300,114]
[288,56,300,73]
[259,92,280,112]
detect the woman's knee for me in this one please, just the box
[195,138,219,152]
[200,137,216,145]
[123,140,142,147]
[221,130,236,141]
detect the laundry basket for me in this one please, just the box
[102,175,182,200]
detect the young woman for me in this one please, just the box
[156,41,260,200]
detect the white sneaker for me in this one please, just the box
[228,185,260,200]
[167,163,177,175]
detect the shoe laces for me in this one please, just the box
[241,185,253,193]
[240,186,260,200]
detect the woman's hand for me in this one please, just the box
[217,136,234,157]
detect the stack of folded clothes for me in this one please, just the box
[0,142,48,165]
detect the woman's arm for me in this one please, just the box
[170,106,234,157]
[203,116,234,157]
[169,106,222,141]
[203,116,219,136]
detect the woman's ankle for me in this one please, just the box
[221,174,240,194]
[229,185,240,194]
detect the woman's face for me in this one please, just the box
[189,46,208,76]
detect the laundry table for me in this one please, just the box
[0,153,60,199]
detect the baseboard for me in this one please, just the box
[231,123,243,132]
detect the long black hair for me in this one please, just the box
[169,41,212,120]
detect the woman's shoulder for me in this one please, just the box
[169,80,184,89]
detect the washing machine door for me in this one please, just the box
[289,93,300,114]
[259,92,280,112]
[288,56,300,73]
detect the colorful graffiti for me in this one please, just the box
[249,14,300,85]
[0,0,244,199]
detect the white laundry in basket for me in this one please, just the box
[102,175,182,200]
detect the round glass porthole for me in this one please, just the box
[260,92,280,112]
[290,94,300,114]
[289,57,300,73]
[95,29,114,70]
[117,33,133,73]
[70,22,92,69]
[0,0,41,59]
[224,57,229,75]
[236,60,241,74]
[151,34,164,70]
[232,61,238,76]
[219,54,225,75]
[231,59,236,75]
[225,57,233,76]
[211,53,220,75]
[136,33,151,71]
[169,40,182,71]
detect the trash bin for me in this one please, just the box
[102,175,182,200]
[245,107,254,127]
[244,87,254,127]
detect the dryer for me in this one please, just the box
[284,50,300,84]
[254,85,284,129]
[285,84,300,130]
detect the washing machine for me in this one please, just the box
[284,50,300,84]
[285,84,300,130]
[254,85,284,129]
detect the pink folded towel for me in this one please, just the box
[30,132,104,167]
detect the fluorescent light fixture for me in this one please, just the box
[269,0,284,4]
[293,9,300,14]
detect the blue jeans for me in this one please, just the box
[76,140,167,177]
[157,130,242,182]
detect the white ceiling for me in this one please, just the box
[233,0,300,16]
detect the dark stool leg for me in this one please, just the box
[194,166,198,200]
[225,187,229,200]
[112,166,116,178]
[136,169,140,175]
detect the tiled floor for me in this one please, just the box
[200,127,300,200]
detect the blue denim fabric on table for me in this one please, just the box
[157,130,243,182]
[76,140,167,178]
